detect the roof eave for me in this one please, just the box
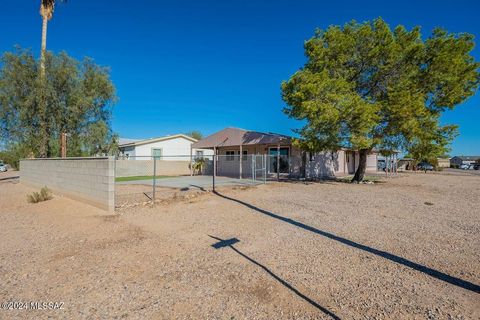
[119,134,197,147]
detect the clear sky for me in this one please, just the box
[2,0,479,155]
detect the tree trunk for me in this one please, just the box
[40,15,48,77]
[351,149,369,183]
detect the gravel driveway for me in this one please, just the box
[1,171,479,319]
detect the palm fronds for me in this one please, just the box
[40,0,66,20]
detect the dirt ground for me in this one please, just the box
[0,170,479,319]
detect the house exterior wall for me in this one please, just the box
[212,146,378,179]
[305,150,376,177]
[337,150,346,173]
[450,157,463,166]
[305,151,338,178]
[120,137,213,160]
[215,145,272,178]
[366,153,378,171]
[437,158,450,168]
[121,146,136,157]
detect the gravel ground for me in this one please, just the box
[0,170,479,319]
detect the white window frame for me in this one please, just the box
[152,148,163,159]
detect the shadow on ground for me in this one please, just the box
[0,175,19,182]
[208,235,340,319]
[213,191,480,294]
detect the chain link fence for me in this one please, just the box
[114,154,272,207]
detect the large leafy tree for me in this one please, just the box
[282,18,479,182]
[0,48,117,160]
[185,130,203,140]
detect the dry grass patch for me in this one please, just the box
[26,186,53,203]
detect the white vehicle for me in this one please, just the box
[0,163,7,172]
[460,163,473,170]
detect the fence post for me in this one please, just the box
[252,155,254,182]
[153,156,156,201]
[263,154,267,184]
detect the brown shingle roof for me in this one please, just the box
[191,127,291,149]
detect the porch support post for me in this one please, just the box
[239,144,243,179]
[263,153,267,184]
[277,144,280,181]
[213,146,217,191]
[190,145,193,176]
[396,154,398,174]
[385,155,388,178]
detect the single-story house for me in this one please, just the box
[450,156,480,167]
[118,134,213,160]
[191,127,380,179]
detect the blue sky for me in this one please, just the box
[2,0,479,155]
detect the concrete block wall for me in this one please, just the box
[115,160,191,177]
[20,157,115,212]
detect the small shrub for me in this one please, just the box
[27,187,53,203]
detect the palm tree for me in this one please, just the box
[39,0,66,75]
[38,0,65,157]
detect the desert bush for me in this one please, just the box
[192,157,206,175]
[27,187,53,203]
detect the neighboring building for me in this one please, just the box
[450,156,480,167]
[118,134,213,160]
[191,127,381,179]
[437,158,451,168]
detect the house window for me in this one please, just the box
[196,150,204,158]
[152,148,163,159]
[240,150,248,161]
[226,150,235,161]
[268,147,290,173]
[309,152,315,161]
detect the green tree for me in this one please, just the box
[0,48,117,161]
[185,130,203,140]
[282,18,479,182]
[406,124,457,168]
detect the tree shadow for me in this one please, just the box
[213,191,480,294]
[208,235,340,319]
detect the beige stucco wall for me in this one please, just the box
[20,157,115,212]
[366,153,378,171]
[437,158,450,168]
[209,146,379,179]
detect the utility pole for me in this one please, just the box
[60,132,67,158]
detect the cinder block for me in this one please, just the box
[19,158,114,212]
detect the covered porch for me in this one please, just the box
[191,127,297,180]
